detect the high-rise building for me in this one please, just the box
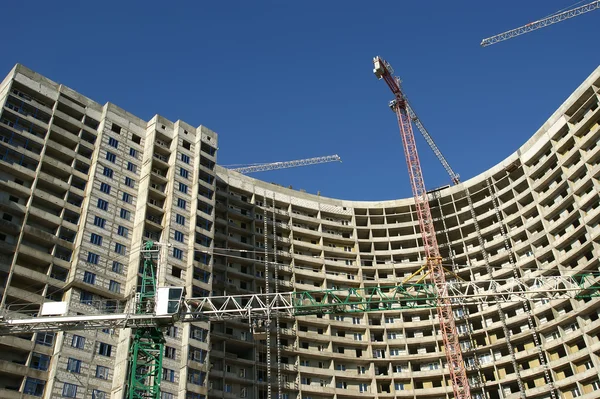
[0,63,599,399]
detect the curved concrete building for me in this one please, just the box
[0,64,598,399]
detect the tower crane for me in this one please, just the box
[225,154,342,174]
[373,55,471,399]
[481,0,600,47]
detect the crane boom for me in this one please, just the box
[481,0,600,47]
[406,100,461,184]
[373,55,471,399]
[1,274,598,335]
[229,155,341,174]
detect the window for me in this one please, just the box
[182,140,191,150]
[114,243,126,255]
[120,208,131,220]
[98,342,112,357]
[165,346,176,359]
[71,335,85,349]
[117,226,129,238]
[109,280,121,293]
[354,333,362,341]
[174,231,184,242]
[166,326,178,338]
[187,369,205,385]
[97,198,109,211]
[224,384,232,393]
[359,383,369,393]
[30,353,50,371]
[395,383,404,390]
[112,261,123,273]
[62,382,78,397]
[111,124,122,134]
[103,166,113,178]
[176,214,185,225]
[93,390,107,399]
[100,182,111,194]
[127,162,137,173]
[179,182,188,194]
[108,137,119,148]
[106,151,116,163]
[80,291,93,305]
[122,192,132,203]
[124,176,135,188]
[90,233,103,246]
[93,216,106,228]
[83,271,96,285]
[129,147,138,157]
[161,393,174,399]
[87,252,99,264]
[180,167,189,178]
[96,365,109,380]
[24,378,45,397]
[163,368,175,382]
[173,248,183,260]
[181,153,190,164]
[177,198,186,209]
[132,134,141,144]
[67,358,81,373]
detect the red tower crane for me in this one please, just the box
[373,56,471,399]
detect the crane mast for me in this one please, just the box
[228,154,342,174]
[373,56,471,399]
[481,0,600,47]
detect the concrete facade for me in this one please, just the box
[0,63,599,399]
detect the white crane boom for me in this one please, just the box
[481,0,600,47]
[1,274,598,335]
[229,155,341,174]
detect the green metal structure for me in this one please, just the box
[127,241,165,399]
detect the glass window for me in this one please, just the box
[71,335,85,349]
[87,252,99,264]
[112,261,123,273]
[100,182,111,194]
[106,152,116,163]
[124,176,135,188]
[83,271,96,285]
[93,390,107,399]
[109,280,121,293]
[162,368,175,382]
[181,153,190,164]
[98,342,112,357]
[114,243,126,255]
[30,353,50,371]
[24,378,45,397]
[180,168,189,178]
[177,198,186,209]
[174,231,184,242]
[62,382,78,397]
[127,162,137,173]
[93,216,106,228]
[66,358,81,373]
[96,365,110,380]
[179,182,188,194]
[129,147,138,157]
[173,248,183,260]
[80,291,93,305]
[108,137,119,148]
[122,192,132,203]
[176,214,185,225]
[102,166,113,178]
[36,332,55,347]
[117,226,129,238]
[90,233,103,246]
[97,198,109,211]
[120,208,131,220]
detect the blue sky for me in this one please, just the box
[2,1,599,200]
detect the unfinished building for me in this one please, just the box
[0,63,598,399]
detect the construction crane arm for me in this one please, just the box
[1,274,598,335]
[406,101,461,184]
[481,0,600,47]
[229,155,341,174]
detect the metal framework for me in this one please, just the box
[229,155,341,174]
[1,275,598,335]
[373,55,471,399]
[406,100,461,184]
[481,0,600,47]
[127,241,164,399]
